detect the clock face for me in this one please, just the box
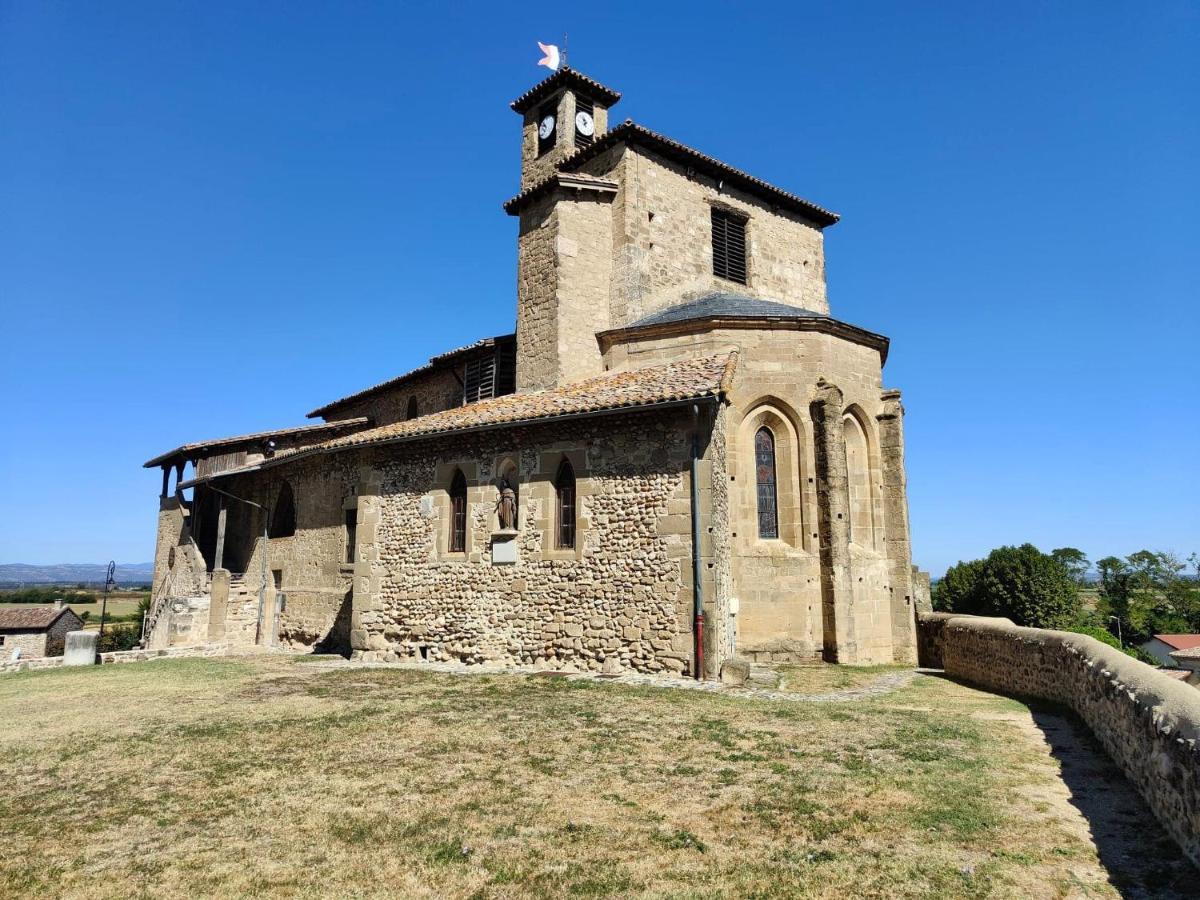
[538,115,556,140]
[575,111,595,137]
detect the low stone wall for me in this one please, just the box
[0,643,229,675]
[918,612,1200,867]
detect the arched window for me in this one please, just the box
[448,469,467,552]
[554,460,576,549]
[754,427,779,539]
[406,396,419,420]
[269,482,296,538]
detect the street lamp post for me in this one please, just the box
[207,485,271,647]
[1109,615,1123,648]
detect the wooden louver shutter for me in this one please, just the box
[463,355,497,404]
[711,207,747,284]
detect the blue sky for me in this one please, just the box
[1,1,1196,574]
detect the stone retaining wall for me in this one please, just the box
[917,612,1200,867]
[0,643,229,675]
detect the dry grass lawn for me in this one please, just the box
[0,657,1191,898]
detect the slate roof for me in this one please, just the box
[321,352,737,451]
[0,605,77,631]
[630,293,828,329]
[522,120,840,227]
[306,334,514,420]
[143,418,371,469]
[509,67,621,113]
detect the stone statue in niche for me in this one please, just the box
[496,477,517,531]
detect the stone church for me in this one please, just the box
[144,67,923,676]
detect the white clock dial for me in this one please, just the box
[575,111,595,137]
[538,115,556,140]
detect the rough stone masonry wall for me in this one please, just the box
[586,147,829,326]
[352,409,721,676]
[920,612,1200,867]
[320,367,464,427]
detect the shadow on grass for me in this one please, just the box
[1029,708,1195,898]
[923,671,1195,897]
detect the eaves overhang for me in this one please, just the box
[597,315,891,365]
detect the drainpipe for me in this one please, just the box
[690,403,705,680]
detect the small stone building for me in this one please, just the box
[0,602,84,659]
[144,68,923,676]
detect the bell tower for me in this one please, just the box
[510,68,621,190]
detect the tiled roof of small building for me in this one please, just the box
[143,418,371,468]
[306,334,514,419]
[1169,646,1200,660]
[509,67,622,113]
[548,121,839,227]
[320,352,737,451]
[630,293,828,328]
[0,605,76,630]
[1154,634,1200,651]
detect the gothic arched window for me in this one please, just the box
[449,470,467,552]
[754,427,779,539]
[554,460,576,549]
[269,482,296,538]
[406,396,419,420]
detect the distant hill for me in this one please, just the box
[0,562,154,587]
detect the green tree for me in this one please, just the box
[934,544,1081,629]
[1050,547,1090,584]
[978,544,1081,629]
[932,558,985,614]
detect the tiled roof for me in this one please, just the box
[306,334,514,419]
[1154,635,1200,651]
[0,605,76,630]
[510,67,621,113]
[551,121,840,227]
[1159,667,1193,680]
[321,352,738,451]
[630,293,828,328]
[143,418,371,468]
[503,172,619,214]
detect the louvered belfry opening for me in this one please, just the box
[755,427,779,539]
[449,470,467,552]
[463,337,516,405]
[574,96,594,148]
[711,206,748,284]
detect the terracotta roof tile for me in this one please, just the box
[503,172,619,214]
[1154,634,1200,651]
[306,334,514,419]
[320,352,737,451]
[0,605,76,630]
[143,418,371,469]
[510,67,621,113]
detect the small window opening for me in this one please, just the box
[269,483,296,538]
[449,470,467,553]
[406,396,419,420]
[344,509,357,564]
[555,460,576,549]
[711,207,748,284]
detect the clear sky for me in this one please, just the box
[1,1,1196,574]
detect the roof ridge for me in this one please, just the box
[541,120,838,226]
